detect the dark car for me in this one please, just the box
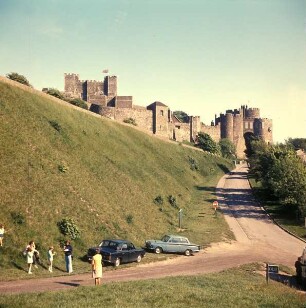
[87,239,146,267]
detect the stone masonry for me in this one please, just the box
[64,73,273,158]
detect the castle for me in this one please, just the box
[64,73,273,158]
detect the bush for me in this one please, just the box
[6,72,31,86]
[188,156,199,171]
[46,88,64,100]
[154,195,164,205]
[69,98,88,110]
[11,212,26,225]
[126,214,134,224]
[168,195,179,209]
[49,120,62,132]
[123,118,137,126]
[57,218,80,240]
[58,164,69,173]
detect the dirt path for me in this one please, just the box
[1,164,305,294]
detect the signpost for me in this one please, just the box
[266,263,279,284]
[178,209,183,229]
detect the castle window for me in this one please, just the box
[160,125,162,130]
[160,110,164,116]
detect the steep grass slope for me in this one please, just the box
[0,79,234,269]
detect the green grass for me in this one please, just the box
[0,80,234,279]
[248,178,306,239]
[0,264,305,308]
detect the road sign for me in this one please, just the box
[213,201,218,212]
[266,263,279,284]
[268,265,279,273]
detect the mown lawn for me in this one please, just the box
[0,264,305,308]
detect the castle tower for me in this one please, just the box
[147,101,170,137]
[104,76,117,98]
[233,113,244,158]
[190,116,201,142]
[64,73,83,98]
[224,112,234,142]
[254,118,273,144]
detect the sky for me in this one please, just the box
[0,0,305,143]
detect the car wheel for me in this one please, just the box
[155,247,162,254]
[136,255,142,263]
[114,258,121,267]
[184,249,191,256]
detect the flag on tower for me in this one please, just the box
[102,69,109,73]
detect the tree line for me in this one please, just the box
[247,137,306,217]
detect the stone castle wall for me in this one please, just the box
[64,73,273,158]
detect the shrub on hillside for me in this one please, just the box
[123,118,137,126]
[69,98,88,110]
[57,218,80,240]
[11,212,26,225]
[154,195,164,205]
[168,195,179,209]
[46,88,65,100]
[6,72,31,86]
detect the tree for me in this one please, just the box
[46,88,64,100]
[286,138,306,151]
[219,138,236,159]
[6,72,31,86]
[173,111,189,123]
[196,132,220,154]
[69,98,88,110]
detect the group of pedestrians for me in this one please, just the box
[24,240,73,275]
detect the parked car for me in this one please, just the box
[87,239,146,267]
[145,234,201,256]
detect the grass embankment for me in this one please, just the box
[0,264,305,308]
[248,178,306,239]
[0,80,234,279]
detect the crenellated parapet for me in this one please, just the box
[62,72,272,159]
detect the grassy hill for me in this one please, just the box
[0,78,234,274]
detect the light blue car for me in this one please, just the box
[145,234,201,256]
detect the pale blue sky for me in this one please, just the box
[1,0,305,142]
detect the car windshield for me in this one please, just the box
[161,235,170,242]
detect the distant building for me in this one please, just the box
[64,73,273,158]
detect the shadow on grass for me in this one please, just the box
[269,273,305,291]
[11,261,26,272]
[56,281,80,287]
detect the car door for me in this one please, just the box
[120,243,130,263]
[167,237,181,253]
[127,242,138,262]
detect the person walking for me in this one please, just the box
[91,248,102,285]
[47,246,56,272]
[63,240,73,273]
[0,224,4,247]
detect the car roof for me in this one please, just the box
[103,239,131,244]
[165,235,188,239]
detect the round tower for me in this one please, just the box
[254,118,273,144]
[224,112,234,142]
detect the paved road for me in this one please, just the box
[1,163,305,294]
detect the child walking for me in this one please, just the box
[47,246,56,272]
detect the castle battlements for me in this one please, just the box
[63,72,272,158]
